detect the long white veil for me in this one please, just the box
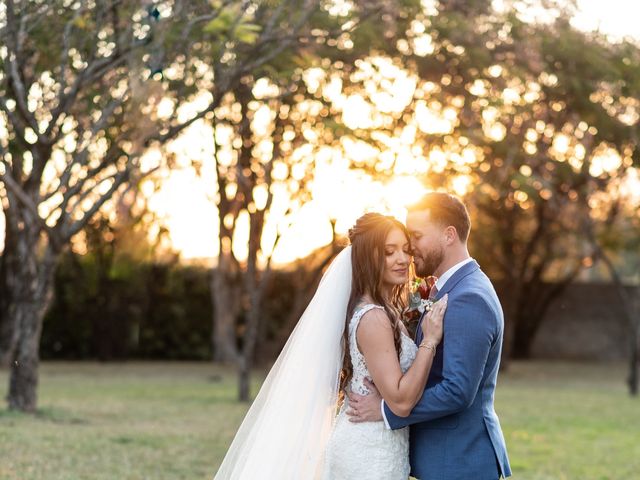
[214,246,352,479]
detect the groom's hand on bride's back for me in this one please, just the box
[346,378,383,423]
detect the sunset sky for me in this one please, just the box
[1,0,638,264]
[145,0,640,265]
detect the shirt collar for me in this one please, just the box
[435,257,474,291]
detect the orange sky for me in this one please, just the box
[147,0,640,264]
[0,1,639,262]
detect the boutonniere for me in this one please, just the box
[404,275,438,322]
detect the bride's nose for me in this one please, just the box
[398,251,410,265]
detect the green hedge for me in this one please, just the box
[41,254,213,360]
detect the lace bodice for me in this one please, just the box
[348,304,418,396]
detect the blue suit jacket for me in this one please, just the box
[384,260,511,480]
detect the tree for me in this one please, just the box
[436,5,640,360]
[0,0,339,411]
[330,0,640,360]
[74,183,175,360]
[0,0,172,412]
[585,183,640,395]
[199,0,423,399]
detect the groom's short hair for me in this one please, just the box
[409,192,471,242]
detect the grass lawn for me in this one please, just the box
[0,360,638,479]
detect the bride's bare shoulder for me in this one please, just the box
[357,307,392,333]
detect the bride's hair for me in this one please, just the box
[339,212,410,399]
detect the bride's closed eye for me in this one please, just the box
[385,247,411,256]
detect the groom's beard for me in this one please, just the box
[415,245,445,278]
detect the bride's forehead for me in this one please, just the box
[385,228,409,244]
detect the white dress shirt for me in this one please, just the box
[380,257,475,428]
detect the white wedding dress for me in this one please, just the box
[214,247,418,480]
[323,304,418,480]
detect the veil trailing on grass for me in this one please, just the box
[214,246,352,480]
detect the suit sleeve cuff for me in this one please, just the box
[381,400,391,429]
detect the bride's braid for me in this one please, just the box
[339,213,409,401]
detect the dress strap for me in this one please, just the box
[353,304,385,321]
[348,304,385,364]
[349,304,385,335]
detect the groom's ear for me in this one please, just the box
[443,225,458,245]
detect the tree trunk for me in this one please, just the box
[507,277,578,360]
[510,298,544,359]
[593,247,639,397]
[627,288,639,397]
[496,277,521,369]
[511,318,537,359]
[500,303,516,369]
[1,213,58,412]
[237,353,251,402]
[629,334,638,396]
[0,253,14,366]
[8,286,54,412]
[238,290,263,402]
[211,263,240,363]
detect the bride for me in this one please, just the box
[214,213,447,479]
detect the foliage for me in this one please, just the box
[0,0,352,410]
[41,254,212,360]
[1,0,639,411]
[316,1,640,359]
[197,0,423,400]
[0,0,211,411]
[39,247,339,361]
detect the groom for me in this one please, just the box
[347,192,511,479]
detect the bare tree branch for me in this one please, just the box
[151,94,223,145]
[62,169,129,239]
[0,170,63,249]
[54,5,86,119]
[63,161,160,239]
[6,55,41,140]
[45,52,133,141]
[0,97,30,150]
[56,146,126,214]
[42,94,129,205]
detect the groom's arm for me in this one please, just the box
[384,292,496,429]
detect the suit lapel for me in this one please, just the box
[415,310,426,345]
[435,259,479,300]
[415,259,480,345]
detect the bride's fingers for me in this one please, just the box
[433,298,447,318]
[439,295,449,311]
